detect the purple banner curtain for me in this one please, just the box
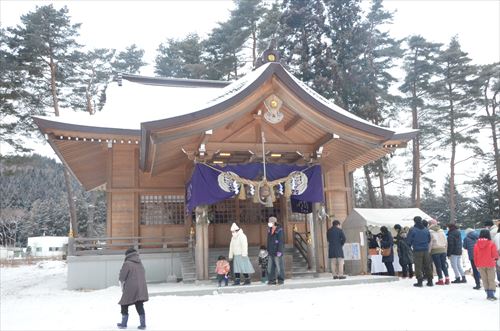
[186,163,323,211]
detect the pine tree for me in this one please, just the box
[278,0,326,84]
[400,35,442,207]
[428,37,479,223]
[7,5,83,235]
[155,34,206,79]
[112,44,147,75]
[472,63,500,206]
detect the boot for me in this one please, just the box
[261,276,268,284]
[243,278,251,285]
[138,314,146,330]
[435,279,445,285]
[426,279,434,287]
[232,278,240,286]
[413,279,423,287]
[472,283,481,290]
[445,277,450,285]
[117,314,128,329]
[451,277,461,284]
[487,290,498,301]
[460,276,467,283]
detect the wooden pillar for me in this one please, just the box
[312,202,328,273]
[306,212,316,271]
[195,205,209,280]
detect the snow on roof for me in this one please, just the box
[34,63,274,131]
[288,72,388,131]
[34,79,223,130]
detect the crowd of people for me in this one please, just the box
[386,217,499,301]
[112,216,499,328]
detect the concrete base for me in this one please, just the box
[67,253,182,290]
[148,275,399,297]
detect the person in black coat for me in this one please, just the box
[447,223,466,283]
[394,224,414,278]
[379,226,395,276]
[327,219,346,279]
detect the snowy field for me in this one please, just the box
[1,260,499,331]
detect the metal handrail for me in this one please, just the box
[293,231,311,269]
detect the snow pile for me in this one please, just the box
[1,260,499,330]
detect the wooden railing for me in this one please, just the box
[293,231,311,269]
[67,236,192,256]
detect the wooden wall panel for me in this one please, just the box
[139,166,186,189]
[112,145,137,188]
[110,193,136,237]
[324,165,349,222]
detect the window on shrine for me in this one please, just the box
[209,198,280,224]
[140,195,185,225]
[209,198,237,224]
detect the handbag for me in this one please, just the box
[380,247,391,257]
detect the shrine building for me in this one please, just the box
[34,50,417,289]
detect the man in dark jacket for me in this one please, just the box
[327,219,346,279]
[267,217,285,285]
[117,248,149,330]
[407,216,432,287]
[463,228,481,289]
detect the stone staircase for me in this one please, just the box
[179,250,196,283]
[289,246,315,279]
[179,246,315,282]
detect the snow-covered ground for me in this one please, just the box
[1,260,499,331]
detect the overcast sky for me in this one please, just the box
[1,0,499,72]
[1,0,499,194]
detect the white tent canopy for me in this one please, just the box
[347,208,434,235]
[342,208,434,275]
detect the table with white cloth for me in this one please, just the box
[369,254,402,274]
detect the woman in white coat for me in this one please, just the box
[229,223,255,285]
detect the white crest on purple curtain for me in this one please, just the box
[217,171,239,193]
[288,171,308,195]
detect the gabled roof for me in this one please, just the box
[33,61,418,188]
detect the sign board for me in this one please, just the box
[343,243,361,261]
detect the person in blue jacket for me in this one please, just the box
[267,216,285,285]
[407,216,432,287]
[463,228,481,289]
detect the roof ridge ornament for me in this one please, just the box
[254,39,280,69]
[263,94,284,124]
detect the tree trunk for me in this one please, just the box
[86,191,98,237]
[411,82,421,207]
[378,164,387,208]
[484,86,500,208]
[363,166,377,208]
[50,54,78,236]
[63,168,78,237]
[449,93,456,224]
[252,29,257,67]
[49,57,60,116]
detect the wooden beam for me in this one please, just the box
[221,118,255,142]
[261,121,297,143]
[205,142,315,154]
[284,115,302,132]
